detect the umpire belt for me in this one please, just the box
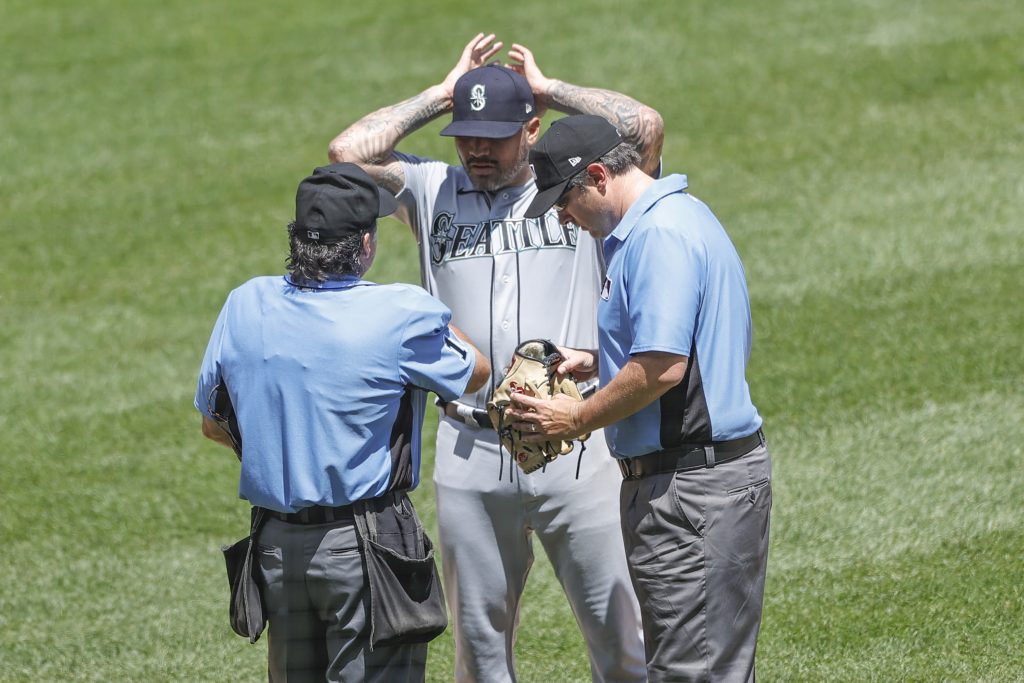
[258,504,355,525]
[618,429,766,480]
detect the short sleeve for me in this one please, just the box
[398,293,476,401]
[394,152,451,218]
[193,293,232,417]
[625,224,704,357]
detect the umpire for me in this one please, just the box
[195,163,490,682]
[508,116,772,682]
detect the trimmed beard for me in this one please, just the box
[463,134,531,192]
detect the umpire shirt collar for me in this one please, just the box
[284,274,370,290]
[605,174,689,251]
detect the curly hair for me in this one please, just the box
[286,221,373,282]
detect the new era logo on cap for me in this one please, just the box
[568,156,582,167]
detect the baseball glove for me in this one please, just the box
[486,339,590,474]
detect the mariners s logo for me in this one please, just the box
[429,212,459,264]
[469,84,486,111]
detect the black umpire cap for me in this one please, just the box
[294,163,398,243]
[524,115,623,219]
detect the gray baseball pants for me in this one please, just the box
[620,443,772,682]
[434,416,646,683]
[255,517,427,682]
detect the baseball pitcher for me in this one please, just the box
[329,34,663,683]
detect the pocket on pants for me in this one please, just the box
[222,535,267,643]
[726,477,771,499]
[354,495,448,650]
[708,471,772,565]
[362,533,446,646]
[670,471,708,538]
[622,474,705,567]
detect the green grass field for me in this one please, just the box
[2,1,1022,681]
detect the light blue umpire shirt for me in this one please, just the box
[195,274,476,512]
[597,175,762,458]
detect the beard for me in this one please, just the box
[461,135,531,192]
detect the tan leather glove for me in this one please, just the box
[486,340,591,474]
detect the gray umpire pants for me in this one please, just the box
[254,517,427,682]
[620,442,772,683]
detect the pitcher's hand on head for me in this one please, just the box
[441,33,504,97]
[507,43,552,116]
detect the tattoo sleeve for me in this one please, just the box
[545,80,665,176]
[329,85,452,194]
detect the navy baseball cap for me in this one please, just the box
[440,64,536,139]
[294,163,398,243]
[524,115,623,218]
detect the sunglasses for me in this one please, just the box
[553,175,586,211]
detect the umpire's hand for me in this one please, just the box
[506,393,584,443]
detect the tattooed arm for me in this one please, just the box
[328,33,504,205]
[327,88,447,202]
[507,44,665,177]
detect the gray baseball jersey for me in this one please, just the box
[395,152,603,410]
[394,151,646,682]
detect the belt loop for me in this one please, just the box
[704,445,717,468]
[324,507,335,523]
[299,508,310,523]
[617,458,632,480]
[758,429,766,447]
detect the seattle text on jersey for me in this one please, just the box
[429,211,579,265]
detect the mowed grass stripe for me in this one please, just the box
[762,527,1024,682]
[768,389,1024,570]
[2,0,1022,681]
[0,541,267,683]
[752,260,1022,424]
